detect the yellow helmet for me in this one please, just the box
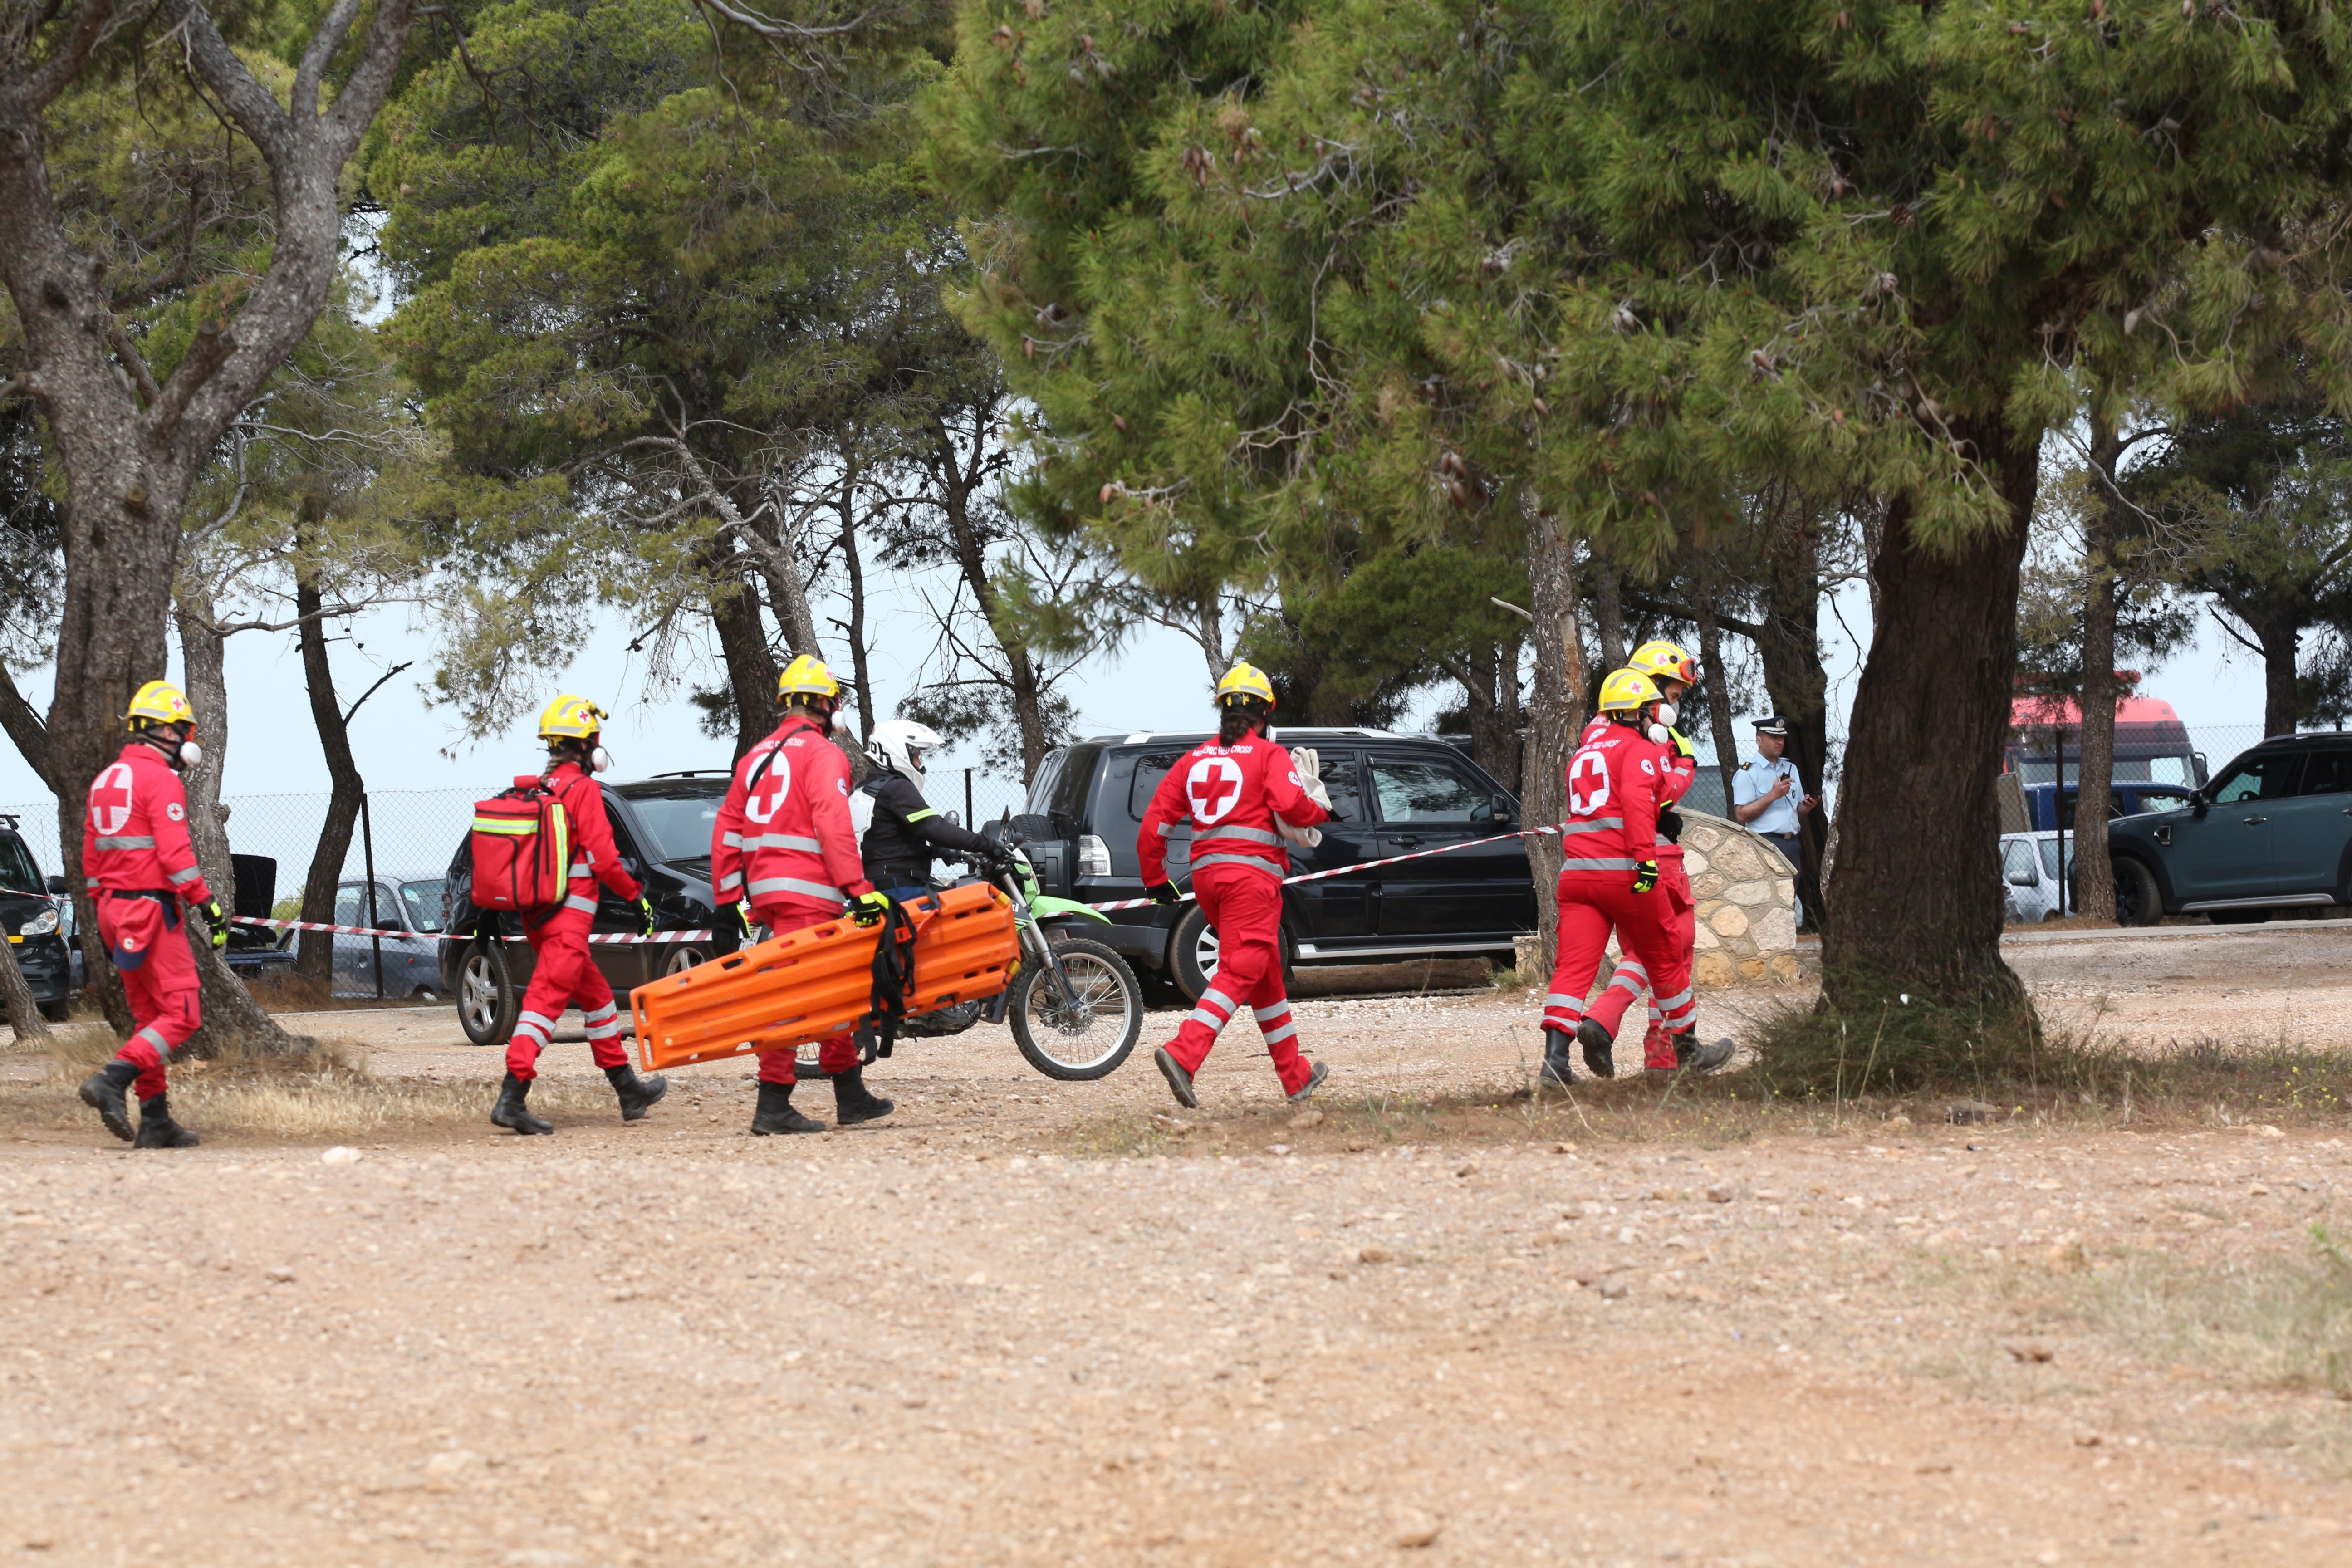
[1596,668,1663,713]
[537,694,609,741]
[1214,661,1276,707]
[124,680,194,730]
[777,654,841,701]
[1627,639,1698,687]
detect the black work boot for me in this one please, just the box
[1671,1033,1736,1074]
[831,1067,895,1127]
[1540,1027,1579,1089]
[1154,1046,1199,1110]
[78,1059,140,1143]
[604,1063,669,1122]
[1575,1016,1616,1080]
[490,1072,553,1135]
[133,1094,200,1149]
[749,1080,824,1135]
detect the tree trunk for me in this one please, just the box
[0,935,51,1042]
[710,562,781,759]
[1694,598,1740,807]
[1521,508,1586,974]
[2074,416,2125,923]
[932,431,1052,779]
[1753,514,1833,932]
[294,561,364,987]
[833,458,877,744]
[2258,602,2301,739]
[174,589,302,1051]
[1591,559,1628,669]
[1824,421,2038,1013]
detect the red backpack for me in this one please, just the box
[469,775,571,911]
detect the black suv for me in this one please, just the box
[1008,730,1535,1001]
[0,814,73,1021]
[2108,732,2352,925]
[438,772,733,1043]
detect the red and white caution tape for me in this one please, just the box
[230,915,715,945]
[230,823,1583,936]
[1084,822,1574,912]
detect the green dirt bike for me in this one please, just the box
[843,843,1144,1082]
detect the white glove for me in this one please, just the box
[1277,745,1328,846]
[1287,747,1333,812]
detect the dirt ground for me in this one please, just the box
[5,934,2352,1566]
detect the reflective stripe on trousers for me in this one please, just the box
[1183,985,1240,1036]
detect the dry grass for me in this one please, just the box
[2080,1230,2352,1402]
[0,1025,608,1141]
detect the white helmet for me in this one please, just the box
[866,718,942,791]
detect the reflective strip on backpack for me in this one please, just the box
[471,817,535,834]
[747,876,845,904]
[94,835,156,851]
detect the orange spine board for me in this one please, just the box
[628,883,1019,1071]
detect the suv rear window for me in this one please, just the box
[1128,752,1186,821]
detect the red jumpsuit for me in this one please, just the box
[1574,716,1700,1069]
[1137,735,1329,1095]
[504,761,642,1083]
[1541,722,1696,1045]
[83,743,214,1099]
[710,716,872,1087]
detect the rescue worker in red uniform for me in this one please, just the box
[1137,663,1332,1108]
[1539,670,1726,1083]
[77,681,229,1148]
[709,656,895,1136]
[489,696,669,1135]
[1609,641,1708,1073]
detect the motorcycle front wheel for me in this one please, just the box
[1008,935,1143,1081]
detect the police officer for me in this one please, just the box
[853,719,1005,897]
[1730,715,1818,925]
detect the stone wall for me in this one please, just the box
[1513,810,1804,989]
[1677,811,1803,987]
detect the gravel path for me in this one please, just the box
[5,937,2352,1565]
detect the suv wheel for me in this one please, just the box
[1168,903,1294,1004]
[1170,904,1221,1003]
[457,941,519,1045]
[2112,858,2162,927]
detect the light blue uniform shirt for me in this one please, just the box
[1732,755,1803,837]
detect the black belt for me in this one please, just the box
[107,889,177,903]
[874,863,931,886]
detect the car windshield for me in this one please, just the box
[615,785,728,863]
[399,879,446,934]
[0,832,41,894]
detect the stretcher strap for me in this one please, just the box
[864,900,923,1062]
